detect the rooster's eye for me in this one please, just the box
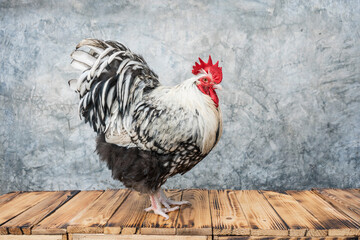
[203,78,208,82]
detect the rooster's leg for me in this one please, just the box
[159,188,191,208]
[144,192,178,220]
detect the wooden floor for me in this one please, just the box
[0,189,359,240]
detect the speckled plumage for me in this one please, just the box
[69,39,222,193]
[96,133,204,193]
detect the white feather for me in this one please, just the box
[148,75,222,154]
[78,97,85,119]
[116,58,130,75]
[121,71,132,109]
[96,60,109,78]
[101,79,110,109]
[71,50,97,66]
[79,83,87,96]
[82,93,89,109]
[85,80,92,91]
[86,45,104,55]
[68,79,77,91]
[76,71,89,90]
[71,60,89,71]
[106,87,115,110]
[91,81,101,102]
[111,101,119,114]
[108,51,122,64]
[89,47,114,77]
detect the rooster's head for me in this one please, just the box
[192,56,222,107]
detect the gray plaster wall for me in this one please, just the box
[0,0,359,194]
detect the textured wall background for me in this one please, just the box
[0,0,359,194]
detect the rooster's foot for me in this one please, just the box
[146,192,181,220]
[159,188,191,209]
[145,206,180,220]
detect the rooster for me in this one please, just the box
[68,39,223,219]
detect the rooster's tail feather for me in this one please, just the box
[69,39,160,133]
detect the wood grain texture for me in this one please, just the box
[234,190,288,236]
[314,189,360,225]
[0,189,360,238]
[140,189,182,235]
[176,189,212,236]
[0,192,21,205]
[0,235,64,240]
[71,234,208,240]
[32,191,104,235]
[215,237,360,240]
[104,190,149,235]
[209,190,250,235]
[0,191,55,233]
[67,189,130,234]
[346,189,360,198]
[262,190,327,237]
[287,190,360,236]
[1,191,79,235]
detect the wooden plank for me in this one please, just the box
[71,234,208,240]
[67,189,130,234]
[234,190,288,236]
[346,189,360,198]
[288,190,360,236]
[215,237,359,240]
[262,190,327,237]
[104,190,149,235]
[0,191,55,232]
[32,190,104,235]
[140,189,182,235]
[1,190,79,235]
[0,192,21,205]
[209,189,250,235]
[175,189,212,236]
[314,189,360,225]
[0,235,64,240]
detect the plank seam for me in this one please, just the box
[286,190,331,236]
[135,206,149,236]
[173,189,184,235]
[286,192,329,233]
[97,189,131,230]
[31,191,81,232]
[232,190,251,235]
[312,190,360,229]
[0,193,52,228]
[0,192,22,206]
[258,190,290,235]
[312,189,360,228]
[207,190,214,238]
[174,190,184,235]
[32,190,106,235]
[287,190,360,236]
[64,190,106,232]
[1,192,74,234]
[137,202,151,234]
[261,190,329,237]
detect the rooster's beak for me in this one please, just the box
[213,84,223,90]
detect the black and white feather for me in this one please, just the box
[70,39,222,193]
[69,39,160,134]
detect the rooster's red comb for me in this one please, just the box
[192,55,222,84]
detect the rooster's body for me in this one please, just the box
[69,39,223,219]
